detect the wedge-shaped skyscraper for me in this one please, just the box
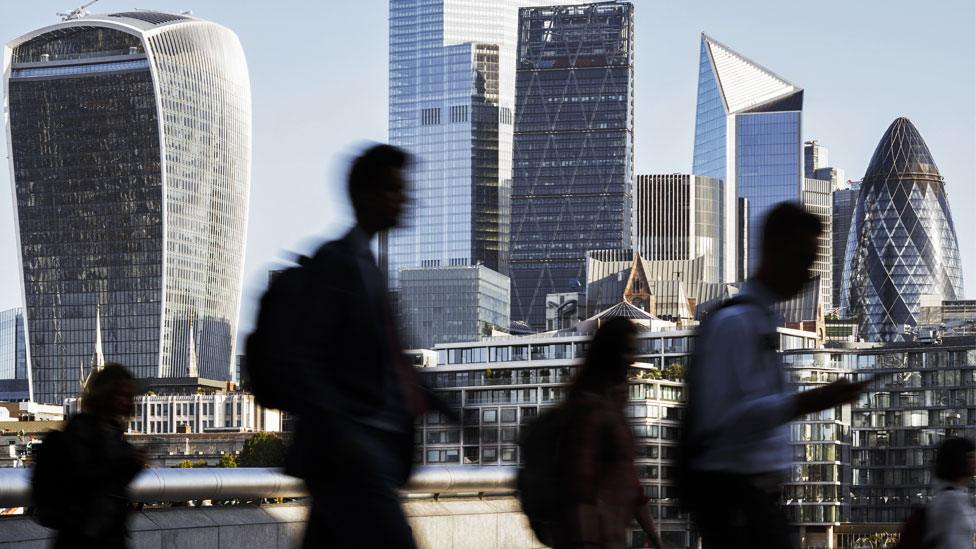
[4,12,251,403]
[843,118,964,342]
[692,34,804,281]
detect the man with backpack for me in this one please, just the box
[247,144,426,548]
[681,203,868,548]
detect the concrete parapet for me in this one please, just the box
[0,496,543,549]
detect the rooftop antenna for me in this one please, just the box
[58,0,100,21]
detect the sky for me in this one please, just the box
[0,0,974,340]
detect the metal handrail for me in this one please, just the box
[0,466,518,508]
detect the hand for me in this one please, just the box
[795,378,868,417]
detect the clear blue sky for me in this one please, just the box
[1,1,973,338]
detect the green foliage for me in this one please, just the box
[640,369,662,380]
[219,453,238,468]
[175,459,208,468]
[238,431,286,467]
[662,363,685,381]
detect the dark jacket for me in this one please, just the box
[56,413,142,549]
[285,231,415,486]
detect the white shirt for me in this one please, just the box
[925,481,976,548]
[688,280,796,475]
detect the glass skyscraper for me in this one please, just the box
[510,2,635,330]
[832,181,860,313]
[692,34,804,280]
[387,0,584,287]
[843,118,964,342]
[0,308,29,401]
[4,12,251,404]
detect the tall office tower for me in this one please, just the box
[5,12,251,404]
[832,180,860,313]
[803,178,833,311]
[692,34,804,280]
[843,118,964,342]
[804,140,828,175]
[387,0,585,287]
[635,174,723,283]
[511,2,635,329]
[0,308,29,401]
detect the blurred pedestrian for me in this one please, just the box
[280,144,425,548]
[924,437,976,548]
[35,363,145,549]
[681,203,867,548]
[552,317,667,549]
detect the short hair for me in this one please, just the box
[347,144,410,210]
[935,437,976,481]
[82,363,134,418]
[761,202,822,258]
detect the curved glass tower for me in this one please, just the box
[843,118,963,342]
[4,12,251,403]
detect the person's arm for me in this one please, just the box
[634,504,667,549]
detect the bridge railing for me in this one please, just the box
[0,466,518,508]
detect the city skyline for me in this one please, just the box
[0,0,973,337]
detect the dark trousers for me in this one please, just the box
[302,427,417,549]
[687,471,793,549]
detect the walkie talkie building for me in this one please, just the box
[843,118,964,342]
[4,11,251,404]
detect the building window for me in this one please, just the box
[420,107,441,125]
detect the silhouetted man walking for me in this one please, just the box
[287,145,424,548]
[682,203,867,548]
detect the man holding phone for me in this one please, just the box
[682,203,869,548]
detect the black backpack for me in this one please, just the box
[517,406,568,546]
[244,257,314,412]
[31,429,71,529]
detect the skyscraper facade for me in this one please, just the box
[832,180,860,313]
[511,2,635,329]
[635,174,723,283]
[398,265,510,349]
[4,12,251,404]
[803,177,833,312]
[804,140,828,176]
[843,118,964,342]
[0,308,27,382]
[692,34,804,280]
[387,0,585,287]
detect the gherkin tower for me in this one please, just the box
[842,118,964,342]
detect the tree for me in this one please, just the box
[238,431,286,467]
[219,453,238,468]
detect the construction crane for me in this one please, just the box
[57,0,99,21]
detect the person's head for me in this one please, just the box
[757,202,823,299]
[82,363,136,423]
[347,144,411,235]
[571,318,637,402]
[935,437,976,484]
